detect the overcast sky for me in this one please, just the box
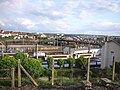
[0,0,120,36]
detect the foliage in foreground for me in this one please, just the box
[46,56,53,68]
[0,54,17,69]
[22,58,43,78]
[75,56,88,69]
[43,68,57,81]
[57,59,64,69]
[0,52,43,78]
[66,58,75,69]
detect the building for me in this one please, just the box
[72,48,100,59]
[0,31,12,37]
[101,39,120,69]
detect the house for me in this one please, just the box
[11,31,19,36]
[37,33,47,38]
[0,31,12,37]
[0,30,19,38]
[40,33,47,38]
[101,38,120,69]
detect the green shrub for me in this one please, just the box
[22,58,43,78]
[66,58,75,69]
[0,55,17,69]
[43,68,57,81]
[75,56,87,69]
[14,52,27,61]
[46,56,53,68]
[115,62,120,74]
[0,80,11,86]
[57,68,87,79]
[36,79,51,85]
[55,77,79,85]
[57,59,64,69]
[0,52,43,78]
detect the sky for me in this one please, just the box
[0,0,120,36]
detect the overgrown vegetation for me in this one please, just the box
[0,52,43,86]
[57,59,64,69]
[0,53,120,87]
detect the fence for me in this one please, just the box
[17,59,38,90]
[0,59,38,90]
[0,66,15,89]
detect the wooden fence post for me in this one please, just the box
[52,59,54,86]
[11,66,15,88]
[87,56,90,82]
[87,44,90,82]
[112,57,115,81]
[20,64,38,87]
[18,59,21,89]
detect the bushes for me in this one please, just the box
[57,69,73,77]
[14,52,27,61]
[0,52,43,79]
[55,77,79,85]
[14,52,43,78]
[0,54,17,69]
[37,79,51,85]
[57,59,64,69]
[115,62,120,74]
[43,68,57,81]
[57,69,87,79]
[46,56,53,68]
[75,56,87,69]
[22,58,43,78]
[91,68,101,78]
[0,52,44,86]
[66,58,75,68]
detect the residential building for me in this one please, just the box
[101,38,120,69]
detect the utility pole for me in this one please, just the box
[36,43,38,59]
[57,34,59,48]
[35,35,38,59]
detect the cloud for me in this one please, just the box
[0,0,119,20]
[0,0,120,35]
[95,0,120,12]
[1,0,120,18]
[0,0,26,17]
[42,18,75,33]
[0,21,5,26]
[16,18,36,29]
[85,20,120,35]
[92,20,120,28]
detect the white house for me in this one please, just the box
[101,39,120,69]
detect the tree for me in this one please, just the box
[46,56,53,68]
[0,53,43,79]
[14,52,43,78]
[0,54,17,69]
[57,59,64,69]
[45,56,58,81]
[22,58,43,78]
[0,54,17,77]
[67,57,75,69]
[14,52,27,60]
[43,68,57,81]
[75,56,88,69]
